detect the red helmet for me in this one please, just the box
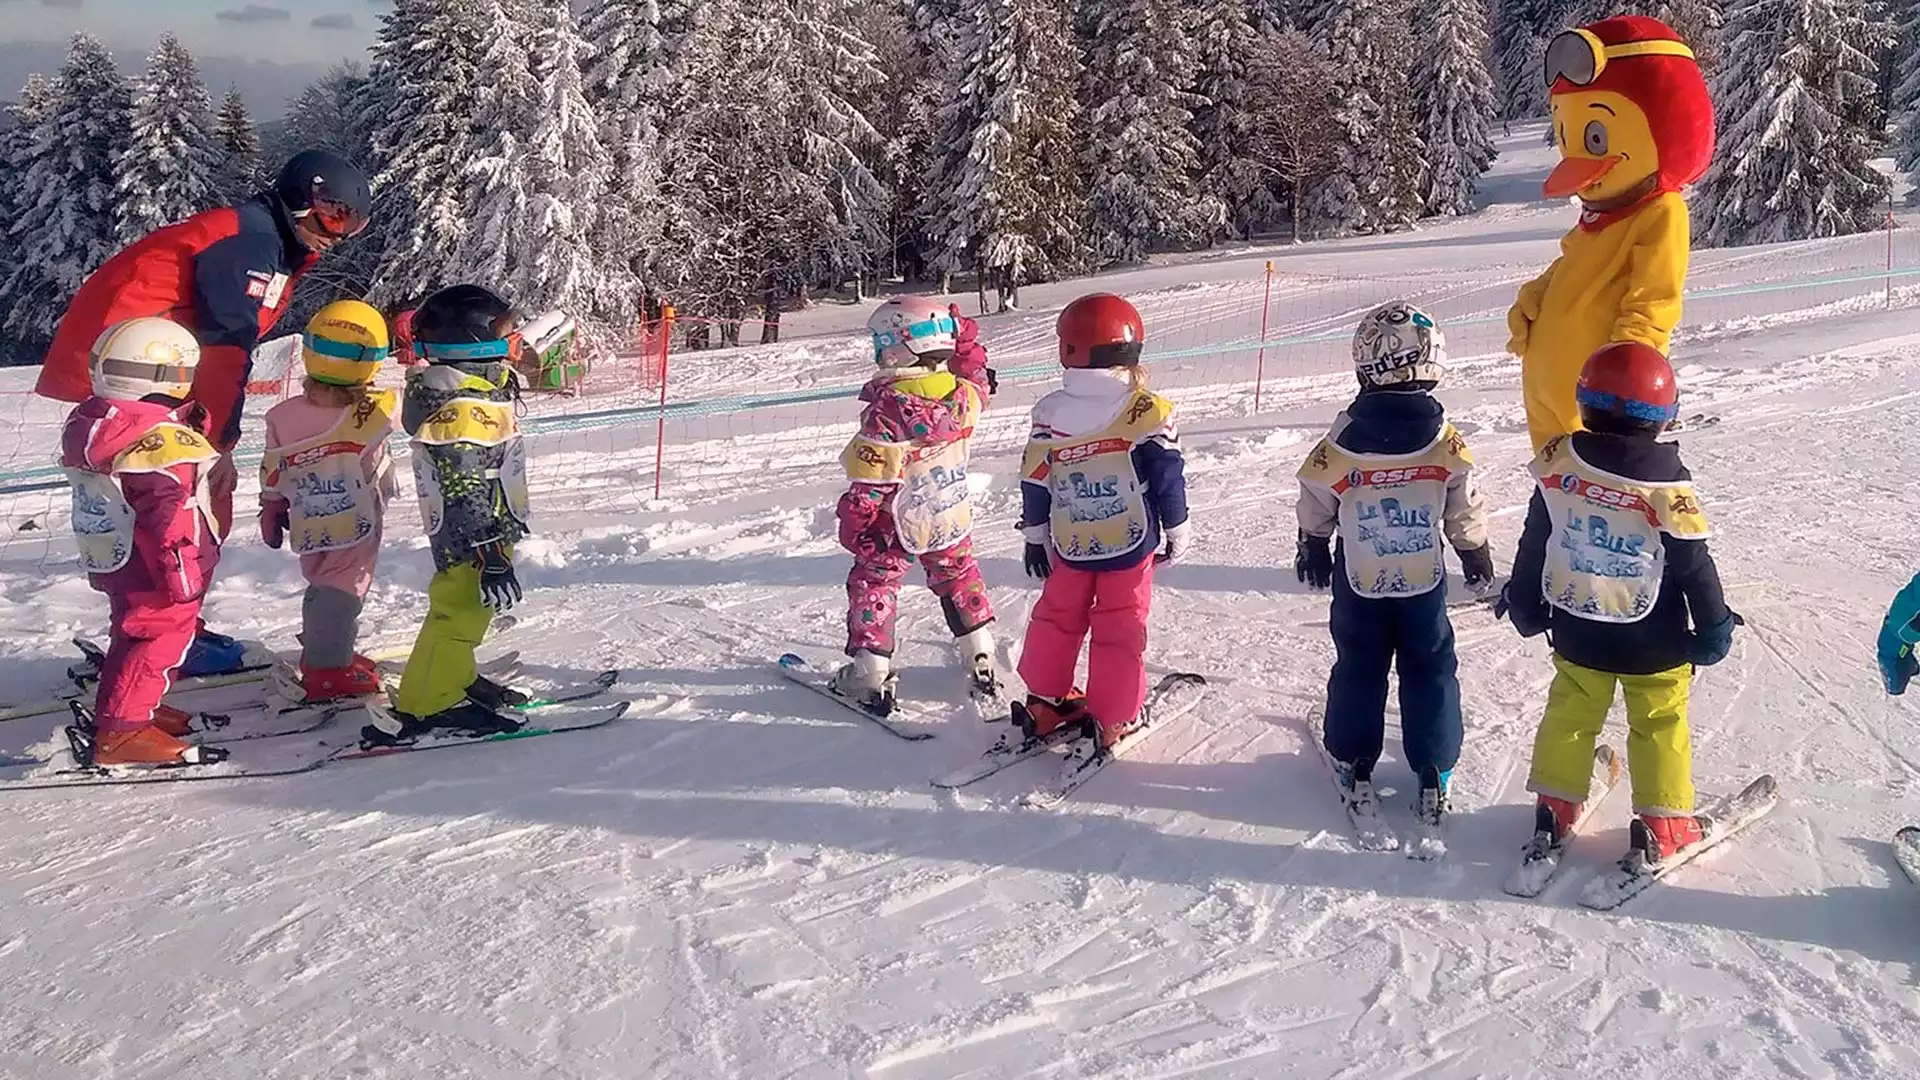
[1057,293,1144,369]
[1576,341,1678,431]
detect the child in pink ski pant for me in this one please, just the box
[1016,293,1191,745]
[837,306,997,673]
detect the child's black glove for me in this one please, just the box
[1690,610,1744,666]
[475,540,522,612]
[1295,531,1332,589]
[1494,583,1550,638]
[1024,543,1053,580]
[1457,544,1496,593]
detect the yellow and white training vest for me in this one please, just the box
[1531,436,1708,623]
[260,389,398,555]
[411,394,528,537]
[1022,390,1173,565]
[841,381,983,555]
[1297,424,1472,598]
[69,421,220,573]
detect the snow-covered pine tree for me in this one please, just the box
[279,65,373,164]
[1310,0,1426,235]
[1081,0,1209,262]
[913,0,976,291]
[1414,0,1498,215]
[364,0,494,302]
[926,0,1087,307]
[214,86,265,201]
[581,0,672,318]
[1896,0,1919,194]
[1693,0,1891,245]
[115,33,222,243]
[1644,0,1723,74]
[452,0,543,291]
[850,0,936,287]
[514,0,614,323]
[1,35,134,351]
[1191,0,1277,238]
[0,74,55,361]
[1493,0,1549,120]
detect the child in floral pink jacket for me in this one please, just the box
[833,298,1000,715]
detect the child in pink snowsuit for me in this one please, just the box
[259,300,398,702]
[833,297,1000,713]
[60,318,227,767]
[1016,293,1191,748]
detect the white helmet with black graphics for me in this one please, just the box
[1352,301,1446,391]
[89,317,202,402]
[866,296,958,369]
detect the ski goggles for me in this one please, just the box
[303,333,390,364]
[418,334,522,363]
[1575,385,1677,423]
[1543,29,1694,88]
[297,195,370,242]
[871,315,957,356]
[98,357,194,386]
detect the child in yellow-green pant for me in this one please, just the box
[366,284,532,744]
[1496,342,1739,867]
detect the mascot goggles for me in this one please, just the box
[871,314,957,357]
[1543,28,1695,87]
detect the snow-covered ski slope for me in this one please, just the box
[2,127,1920,1079]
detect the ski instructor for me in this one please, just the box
[35,148,372,674]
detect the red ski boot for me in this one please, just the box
[1632,813,1707,866]
[1015,691,1092,743]
[300,663,381,704]
[91,725,226,767]
[1535,795,1584,843]
[152,704,195,738]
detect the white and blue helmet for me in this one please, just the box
[1353,301,1446,390]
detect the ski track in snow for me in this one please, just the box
[4,139,1920,1077]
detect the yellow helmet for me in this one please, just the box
[303,299,390,386]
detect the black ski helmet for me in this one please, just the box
[275,149,372,240]
[412,284,520,364]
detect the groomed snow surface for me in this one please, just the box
[2,131,1920,1079]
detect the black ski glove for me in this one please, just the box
[1457,544,1496,592]
[1689,610,1744,667]
[1494,583,1550,638]
[475,540,523,612]
[985,368,999,394]
[1295,531,1332,590]
[1024,542,1053,580]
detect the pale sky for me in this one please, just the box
[0,0,379,66]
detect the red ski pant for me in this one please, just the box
[1018,557,1155,734]
[95,593,203,732]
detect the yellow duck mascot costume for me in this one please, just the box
[1506,15,1715,452]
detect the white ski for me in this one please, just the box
[338,701,631,759]
[931,725,1081,789]
[1305,709,1400,853]
[1017,673,1207,810]
[1578,774,1779,910]
[1504,744,1624,897]
[1892,826,1920,888]
[776,653,936,742]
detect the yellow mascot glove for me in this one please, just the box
[1505,304,1531,357]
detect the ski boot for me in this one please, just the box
[152,703,196,738]
[300,662,381,704]
[1530,795,1583,850]
[1627,813,1708,870]
[180,627,249,678]
[829,650,897,717]
[1012,690,1094,744]
[953,626,1004,714]
[467,673,531,710]
[1416,767,1451,825]
[65,703,228,769]
[360,699,523,747]
[1332,757,1381,815]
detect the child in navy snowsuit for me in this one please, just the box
[1294,303,1494,816]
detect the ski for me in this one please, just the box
[1018,673,1207,810]
[1305,709,1400,853]
[1894,827,1920,888]
[0,726,341,790]
[931,723,1084,789]
[336,700,631,760]
[776,653,936,742]
[68,634,276,690]
[1504,745,1623,897]
[1578,774,1780,910]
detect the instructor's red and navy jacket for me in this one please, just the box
[36,194,316,449]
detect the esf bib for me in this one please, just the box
[1298,425,1473,598]
[412,397,528,537]
[1532,436,1708,623]
[260,389,397,554]
[842,382,982,555]
[1022,391,1174,565]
